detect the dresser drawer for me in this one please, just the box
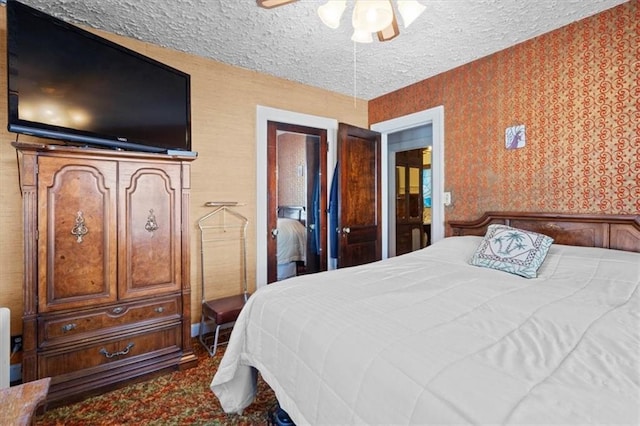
[39,322,181,378]
[39,295,180,347]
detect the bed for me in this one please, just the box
[211,212,640,424]
[276,206,307,280]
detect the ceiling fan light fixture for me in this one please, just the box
[377,16,400,42]
[397,0,426,28]
[318,1,347,29]
[351,29,374,43]
[266,0,425,43]
[256,0,298,9]
[352,0,394,33]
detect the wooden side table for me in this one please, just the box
[0,377,51,425]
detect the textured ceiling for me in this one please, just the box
[16,0,629,100]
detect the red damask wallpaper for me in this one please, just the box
[369,1,639,223]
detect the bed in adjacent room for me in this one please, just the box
[211,212,640,425]
[276,206,307,280]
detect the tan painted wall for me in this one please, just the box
[0,7,368,334]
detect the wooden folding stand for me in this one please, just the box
[198,202,250,356]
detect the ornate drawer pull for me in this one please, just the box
[543,223,562,231]
[111,307,125,315]
[61,323,77,333]
[145,209,159,232]
[71,211,88,243]
[99,342,134,359]
[155,307,165,313]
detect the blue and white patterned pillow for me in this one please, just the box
[470,224,554,278]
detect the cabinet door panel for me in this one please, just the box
[119,162,182,298]
[37,157,118,312]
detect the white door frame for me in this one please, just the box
[256,106,338,289]
[371,106,445,259]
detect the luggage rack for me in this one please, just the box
[197,201,249,356]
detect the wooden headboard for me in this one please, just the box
[449,212,640,253]
[277,205,306,223]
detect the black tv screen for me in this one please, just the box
[6,0,193,154]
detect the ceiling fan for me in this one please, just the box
[257,0,427,43]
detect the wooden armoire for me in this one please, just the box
[13,142,197,406]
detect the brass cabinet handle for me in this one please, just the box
[71,211,88,243]
[543,223,562,231]
[61,323,77,333]
[99,342,134,359]
[145,209,159,232]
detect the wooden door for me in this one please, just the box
[118,161,182,299]
[37,156,118,312]
[337,123,382,267]
[267,121,328,283]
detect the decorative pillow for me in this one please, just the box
[469,224,554,278]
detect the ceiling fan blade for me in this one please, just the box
[257,0,299,8]
[377,13,400,41]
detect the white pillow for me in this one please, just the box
[469,224,554,278]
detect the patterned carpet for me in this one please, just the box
[35,339,277,426]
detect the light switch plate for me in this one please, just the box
[443,192,452,206]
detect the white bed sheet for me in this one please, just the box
[211,236,640,425]
[277,218,306,264]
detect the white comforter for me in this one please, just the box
[211,236,640,425]
[277,218,306,264]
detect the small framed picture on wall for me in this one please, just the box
[505,125,525,150]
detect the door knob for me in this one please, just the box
[270,228,279,239]
[342,227,351,234]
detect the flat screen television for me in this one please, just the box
[6,0,193,154]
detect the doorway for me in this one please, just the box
[371,106,444,259]
[395,148,431,255]
[257,106,443,286]
[266,122,327,283]
[256,106,338,289]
